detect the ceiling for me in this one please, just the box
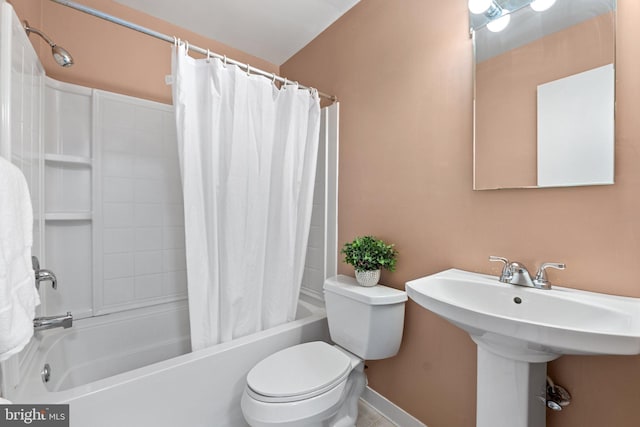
[115,0,360,65]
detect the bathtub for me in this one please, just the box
[10,294,329,427]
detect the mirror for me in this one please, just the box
[471,0,616,190]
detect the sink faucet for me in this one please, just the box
[506,261,535,287]
[489,256,565,290]
[34,312,73,331]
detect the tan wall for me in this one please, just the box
[13,0,278,104]
[10,0,640,425]
[282,0,640,426]
[475,13,614,189]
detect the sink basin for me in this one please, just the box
[406,268,640,427]
[406,268,640,361]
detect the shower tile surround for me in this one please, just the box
[42,80,94,318]
[42,79,187,318]
[303,104,339,299]
[303,111,327,298]
[95,91,187,312]
[0,4,46,395]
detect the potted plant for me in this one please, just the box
[341,236,398,286]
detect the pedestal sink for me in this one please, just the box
[406,268,640,427]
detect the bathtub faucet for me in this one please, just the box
[34,312,73,331]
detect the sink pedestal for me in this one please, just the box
[476,345,547,427]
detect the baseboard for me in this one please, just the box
[361,386,427,427]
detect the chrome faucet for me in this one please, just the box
[506,261,536,287]
[489,256,565,290]
[34,312,73,331]
[32,256,58,290]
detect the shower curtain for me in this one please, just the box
[172,44,321,351]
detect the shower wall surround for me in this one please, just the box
[43,79,93,318]
[0,3,45,394]
[303,104,339,299]
[0,1,45,267]
[43,77,328,317]
[93,90,186,314]
[42,78,186,319]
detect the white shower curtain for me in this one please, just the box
[172,44,321,351]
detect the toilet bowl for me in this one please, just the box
[241,275,407,427]
[241,341,365,427]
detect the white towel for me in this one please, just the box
[0,157,40,361]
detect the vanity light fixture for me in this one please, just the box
[468,0,492,14]
[530,0,557,12]
[486,9,511,32]
[468,0,502,17]
[468,0,510,32]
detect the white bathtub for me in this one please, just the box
[10,295,329,427]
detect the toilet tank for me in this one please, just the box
[323,275,407,360]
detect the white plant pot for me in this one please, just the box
[355,269,381,287]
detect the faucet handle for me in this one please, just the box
[489,256,509,264]
[489,256,511,282]
[32,256,58,290]
[534,262,566,289]
[36,269,58,290]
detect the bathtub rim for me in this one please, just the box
[12,294,326,404]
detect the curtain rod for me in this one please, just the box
[49,0,336,102]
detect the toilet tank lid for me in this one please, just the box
[323,275,407,305]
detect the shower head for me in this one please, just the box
[24,21,74,67]
[50,45,74,68]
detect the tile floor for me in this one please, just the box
[356,399,397,427]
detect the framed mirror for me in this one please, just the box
[471,0,616,190]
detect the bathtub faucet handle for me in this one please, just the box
[32,256,58,290]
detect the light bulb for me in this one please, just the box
[468,0,492,14]
[530,0,557,12]
[487,10,511,32]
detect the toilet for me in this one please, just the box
[241,275,407,427]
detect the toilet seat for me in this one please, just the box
[246,341,352,403]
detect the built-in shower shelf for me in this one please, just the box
[44,153,92,166]
[45,212,92,221]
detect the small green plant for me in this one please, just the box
[341,236,398,272]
